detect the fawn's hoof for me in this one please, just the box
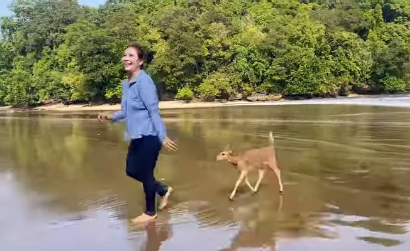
[279,190,284,195]
[228,197,234,201]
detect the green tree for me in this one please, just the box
[1,0,410,106]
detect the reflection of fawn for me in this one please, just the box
[216,131,284,200]
[219,196,283,251]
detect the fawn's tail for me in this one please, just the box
[269,131,275,146]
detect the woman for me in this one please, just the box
[98,42,178,224]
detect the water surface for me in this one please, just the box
[1,101,410,251]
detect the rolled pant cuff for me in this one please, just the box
[145,211,156,216]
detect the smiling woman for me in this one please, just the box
[98,42,178,225]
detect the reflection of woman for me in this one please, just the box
[98,42,178,224]
[140,215,172,251]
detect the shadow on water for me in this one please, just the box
[1,104,410,250]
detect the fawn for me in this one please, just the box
[216,131,284,200]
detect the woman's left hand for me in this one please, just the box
[163,137,178,151]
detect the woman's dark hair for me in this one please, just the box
[127,42,153,69]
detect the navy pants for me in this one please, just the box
[126,135,168,216]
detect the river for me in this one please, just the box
[1,97,410,251]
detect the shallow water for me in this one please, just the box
[1,102,410,251]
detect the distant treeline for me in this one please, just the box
[1,0,410,106]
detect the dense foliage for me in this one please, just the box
[1,0,410,106]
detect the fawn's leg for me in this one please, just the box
[274,167,284,194]
[245,175,255,192]
[269,158,284,194]
[229,170,247,200]
[253,169,266,193]
[269,158,283,194]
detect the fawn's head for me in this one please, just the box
[216,144,233,161]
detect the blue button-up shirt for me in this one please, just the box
[112,70,167,143]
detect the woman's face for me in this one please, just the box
[123,47,143,73]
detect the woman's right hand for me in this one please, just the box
[97,112,112,121]
[97,114,106,121]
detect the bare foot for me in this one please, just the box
[159,187,173,210]
[131,213,157,225]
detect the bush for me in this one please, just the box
[175,87,194,101]
[383,77,408,93]
[197,71,235,101]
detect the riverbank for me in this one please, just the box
[2,93,410,113]
[0,100,253,112]
[0,97,353,112]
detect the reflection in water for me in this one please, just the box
[219,196,284,251]
[128,213,172,251]
[1,104,410,250]
[142,223,171,251]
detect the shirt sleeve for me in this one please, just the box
[137,76,167,142]
[112,81,127,123]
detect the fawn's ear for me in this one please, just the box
[227,144,233,153]
[224,144,231,151]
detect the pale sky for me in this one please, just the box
[0,0,106,17]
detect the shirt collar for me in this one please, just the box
[129,70,145,86]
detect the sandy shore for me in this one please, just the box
[1,93,410,113]
[0,100,258,112]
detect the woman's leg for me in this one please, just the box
[131,136,171,223]
[126,138,168,194]
[126,139,141,180]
